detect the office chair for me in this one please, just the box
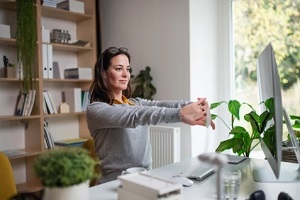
[0,151,17,200]
[82,138,101,186]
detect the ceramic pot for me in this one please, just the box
[43,180,89,200]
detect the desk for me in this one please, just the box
[89,156,300,200]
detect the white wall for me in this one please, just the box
[99,0,232,159]
[189,0,232,156]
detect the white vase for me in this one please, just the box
[43,180,89,200]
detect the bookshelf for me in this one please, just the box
[0,0,96,192]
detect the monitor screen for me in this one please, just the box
[254,43,300,182]
[255,43,282,181]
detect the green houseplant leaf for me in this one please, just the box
[212,97,275,157]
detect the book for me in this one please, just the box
[14,93,27,116]
[54,138,88,147]
[44,121,55,149]
[43,90,55,114]
[81,90,89,111]
[2,150,27,158]
[47,91,58,114]
[64,68,92,80]
[68,40,90,47]
[42,44,48,78]
[27,90,36,116]
[57,0,85,14]
[53,61,61,79]
[22,90,36,116]
[47,44,53,78]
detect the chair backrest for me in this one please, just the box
[81,138,100,186]
[0,151,17,200]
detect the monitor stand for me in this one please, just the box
[253,108,300,183]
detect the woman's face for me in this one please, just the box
[105,54,130,96]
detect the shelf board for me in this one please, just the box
[0,115,40,120]
[41,6,93,22]
[0,37,16,45]
[43,78,92,83]
[45,112,86,118]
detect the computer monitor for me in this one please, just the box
[253,43,300,182]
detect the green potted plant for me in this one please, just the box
[34,148,99,200]
[211,97,275,157]
[16,0,36,93]
[131,66,157,100]
[13,0,37,116]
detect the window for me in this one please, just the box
[232,0,300,140]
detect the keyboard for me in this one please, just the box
[185,163,215,181]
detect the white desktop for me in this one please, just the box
[89,155,300,200]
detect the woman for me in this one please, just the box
[86,47,215,184]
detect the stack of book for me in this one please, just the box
[42,0,57,8]
[14,90,36,116]
[54,138,88,147]
[118,173,182,200]
[64,68,92,80]
[57,0,85,14]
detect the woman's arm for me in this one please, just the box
[86,102,181,130]
[130,97,189,108]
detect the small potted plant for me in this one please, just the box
[211,97,275,157]
[33,148,99,200]
[131,66,157,100]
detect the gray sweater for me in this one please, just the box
[86,97,188,184]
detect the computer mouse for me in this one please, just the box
[249,190,266,200]
[171,176,194,187]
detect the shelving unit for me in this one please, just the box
[0,0,97,192]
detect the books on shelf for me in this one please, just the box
[42,0,58,8]
[14,93,26,116]
[81,90,89,111]
[14,90,36,116]
[44,121,55,149]
[54,138,88,147]
[64,67,92,80]
[43,90,57,114]
[2,150,27,158]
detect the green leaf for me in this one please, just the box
[228,100,241,120]
[244,111,260,132]
[260,111,273,132]
[265,97,275,113]
[211,114,218,120]
[215,138,238,152]
[290,115,300,120]
[210,101,227,110]
[293,123,300,129]
[263,126,276,156]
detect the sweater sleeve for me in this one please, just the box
[86,101,181,131]
[130,97,190,108]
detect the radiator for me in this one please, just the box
[149,126,181,169]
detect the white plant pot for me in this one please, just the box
[43,180,89,200]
